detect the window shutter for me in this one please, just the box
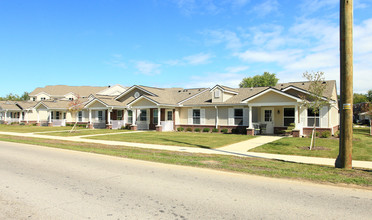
[228,108,234,125]
[200,109,205,125]
[243,108,249,126]
[300,107,307,127]
[320,106,328,128]
[188,109,193,125]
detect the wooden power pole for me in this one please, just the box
[336,0,353,169]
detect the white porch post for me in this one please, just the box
[5,111,8,122]
[49,111,52,123]
[37,110,40,123]
[295,104,299,129]
[108,109,111,125]
[19,112,21,123]
[215,106,218,129]
[133,108,137,125]
[123,109,127,124]
[89,109,92,124]
[248,105,253,129]
[26,111,29,123]
[157,107,161,125]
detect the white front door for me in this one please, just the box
[262,108,274,134]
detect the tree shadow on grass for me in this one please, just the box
[158,138,211,149]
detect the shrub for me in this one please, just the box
[203,128,210,132]
[32,123,37,126]
[177,127,184,132]
[309,131,320,138]
[194,128,201,132]
[186,127,192,132]
[20,122,25,126]
[212,128,219,133]
[321,131,331,138]
[334,130,340,138]
[120,125,126,130]
[221,128,228,134]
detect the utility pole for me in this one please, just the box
[336,0,353,169]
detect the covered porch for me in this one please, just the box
[244,88,303,136]
[128,96,176,131]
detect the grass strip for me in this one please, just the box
[87,132,255,149]
[0,135,371,188]
[250,127,372,161]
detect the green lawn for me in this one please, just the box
[87,132,255,149]
[0,134,370,187]
[0,124,82,133]
[39,129,130,136]
[250,127,372,161]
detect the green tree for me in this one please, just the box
[353,93,368,104]
[300,71,330,150]
[367,89,372,102]
[20,92,30,101]
[239,72,279,88]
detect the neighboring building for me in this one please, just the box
[0,81,339,136]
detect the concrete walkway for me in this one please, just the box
[0,131,371,169]
[218,136,283,152]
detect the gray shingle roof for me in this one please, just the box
[29,85,108,97]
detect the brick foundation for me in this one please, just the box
[156,125,162,132]
[246,128,254,136]
[130,125,137,131]
[106,124,112,129]
[88,123,93,129]
[303,127,332,136]
[175,125,248,134]
[292,130,300,137]
[47,122,53,127]
[36,122,41,126]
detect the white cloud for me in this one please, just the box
[106,54,126,69]
[235,49,303,64]
[185,72,244,88]
[166,52,213,66]
[204,29,243,51]
[299,0,338,15]
[225,65,249,73]
[249,0,280,17]
[134,61,161,75]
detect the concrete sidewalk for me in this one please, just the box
[0,131,371,169]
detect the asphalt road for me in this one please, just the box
[0,141,371,219]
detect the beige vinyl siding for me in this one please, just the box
[132,98,157,107]
[116,88,146,102]
[223,93,234,102]
[178,107,189,124]
[89,101,107,108]
[329,104,339,128]
[274,106,283,127]
[217,107,229,125]
[212,89,222,103]
[204,107,216,125]
[250,91,296,103]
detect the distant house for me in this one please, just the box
[0,81,339,137]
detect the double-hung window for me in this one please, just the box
[234,109,243,126]
[98,111,103,121]
[127,110,133,124]
[140,109,147,121]
[153,109,158,124]
[117,110,123,120]
[193,109,200,125]
[284,108,295,126]
[307,108,319,127]
[56,111,60,120]
[78,111,83,122]
[264,110,272,122]
[167,111,173,121]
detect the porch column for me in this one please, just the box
[49,111,52,123]
[215,106,218,129]
[157,107,161,125]
[123,109,127,124]
[4,110,7,123]
[107,110,111,125]
[19,112,21,123]
[294,104,299,129]
[37,110,40,123]
[133,109,137,125]
[26,111,29,123]
[248,105,253,129]
[89,109,92,124]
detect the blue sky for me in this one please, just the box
[1,0,372,96]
